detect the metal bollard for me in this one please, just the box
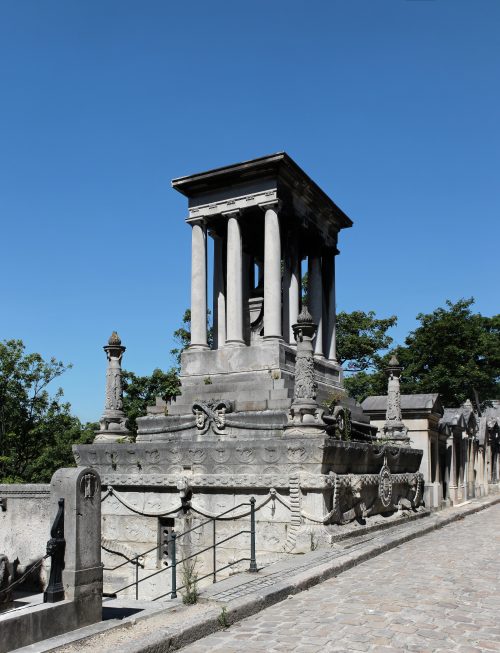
[212,519,217,583]
[249,496,257,572]
[135,556,139,600]
[170,531,177,599]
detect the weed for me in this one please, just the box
[218,606,230,628]
[181,559,199,605]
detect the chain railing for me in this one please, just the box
[104,497,258,601]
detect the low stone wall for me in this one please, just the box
[0,597,101,653]
[0,484,51,579]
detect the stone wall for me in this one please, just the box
[0,484,51,580]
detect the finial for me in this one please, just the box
[388,354,400,367]
[297,305,313,324]
[108,331,122,346]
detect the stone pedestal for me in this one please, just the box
[50,467,102,605]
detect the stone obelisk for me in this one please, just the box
[94,332,132,443]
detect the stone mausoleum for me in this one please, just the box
[74,154,425,598]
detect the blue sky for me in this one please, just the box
[1,0,499,423]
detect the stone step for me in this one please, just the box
[269,388,293,400]
[180,379,276,395]
[167,389,273,408]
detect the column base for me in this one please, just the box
[94,432,133,443]
[189,343,210,351]
[263,335,283,342]
[224,339,246,348]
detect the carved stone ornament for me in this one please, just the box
[378,457,393,508]
[192,400,233,434]
[285,306,326,435]
[80,473,99,500]
[381,354,409,444]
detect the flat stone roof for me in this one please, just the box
[172,152,353,232]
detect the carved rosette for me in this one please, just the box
[94,332,132,443]
[378,457,393,509]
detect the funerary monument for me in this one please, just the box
[75,154,424,597]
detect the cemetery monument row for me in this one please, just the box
[74,154,424,595]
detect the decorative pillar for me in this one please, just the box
[285,306,325,435]
[262,201,282,340]
[380,355,409,444]
[212,232,226,349]
[94,332,132,443]
[308,255,323,357]
[225,210,245,346]
[190,220,209,349]
[323,248,338,363]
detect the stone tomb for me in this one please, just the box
[76,154,424,599]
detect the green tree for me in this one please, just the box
[345,299,500,406]
[398,298,500,406]
[122,368,181,434]
[337,310,397,371]
[170,308,213,367]
[0,339,94,483]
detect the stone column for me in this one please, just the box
[323,248,338,363]
[282,253,291,344]
[94,332,132,443]
[284,228,300,344]
[262,201,282,340]
[190,220,209,349]
[449,434,458,503]
[212,232,226,349]
[308,255,324,357]
[242,251,252,344]
[225,210,245,346]
[435,435,441,504]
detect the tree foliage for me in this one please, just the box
[345,299,500,406]
[122,368,181,434]
[0,339,95,483]
[170,308,213,367]
[337,311,397,371]
[398,298,500,406]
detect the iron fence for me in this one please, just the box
[103,497,258,601]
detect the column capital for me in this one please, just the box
[258,199,281,213]
[186,215,207,227]
[221,208,241,219]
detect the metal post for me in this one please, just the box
[135,556,139,600]
[249,497,257,572]
[212,519,216,583]
[44,498,66,603]
[170,531,177,599]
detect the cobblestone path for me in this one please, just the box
[181,503,500,652]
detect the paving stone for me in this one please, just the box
[179,503,500,653]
